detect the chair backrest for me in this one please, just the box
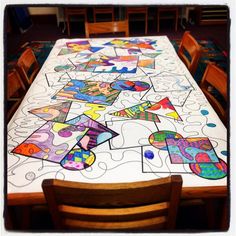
[16,47,40,87]
[177,31,201,75]
[7,69,26,122]
[200,63,228,125]
[7,69,26,100]
[85,20,129,38]
[42,175,182,231]
[93,7,114,22]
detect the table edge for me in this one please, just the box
[7,185,228,206]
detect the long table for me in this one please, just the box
[7,36,227,212]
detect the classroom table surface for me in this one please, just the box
[7,36,228,205]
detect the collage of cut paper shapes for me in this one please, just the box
[12,38,227,180]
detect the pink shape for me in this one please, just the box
[79,135,90,150]
[195,153,211,162]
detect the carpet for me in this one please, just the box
[171,39,228,85]
[7,41,55,71]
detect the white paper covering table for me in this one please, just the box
[7,36,227,205]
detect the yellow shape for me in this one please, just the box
[85,155,95,165]
[84,103,106,120]
[55,149,65,155]
[166,111,179,120]
[52,122,70,132]
[43,154,49,160]
[44,148,50,153]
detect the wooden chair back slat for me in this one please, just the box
[200,63,228,125]
[178,31,201,75]
[7,69,26,100]
[85,20,129,38]
[16,48,40,87]
[93,7,114,22]
[42,175,182,231]
[7,69,26,122]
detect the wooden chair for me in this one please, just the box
[64,7,87,36]
[177,31,201,76]
[157,7,179,32]
[85,20,129,38]
[200,63,228,126]
[93,7,114,22]
[7,69,26,122]
[126,7,148,35]
[16,47,40,88]
[42,175,182,231]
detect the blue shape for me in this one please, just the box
[207,123,216,127]
[97,132,112,144]
[90,46,103,53]
[201,110,209,116]
[221,150,227,156]
[144,150,154,159]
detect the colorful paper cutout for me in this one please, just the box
[29,102,72,122]
[66,40,91,52]
[66,114,119,150]
[166,137,220,164]
[12,121,88,163]
[110,80,150,91]
[58,47,76,56]
[138,59,155,69]
[54,64,74,72]
[149,130,183,150]
[52,80,121,106]
[146,97,182,121]
[84,103,106,120]
[60,146,96,170]
[104,38,156,50]
[110,102,160,122]
[190,158,227,180]
[87,55,138,73]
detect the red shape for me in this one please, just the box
[195,152,211,162]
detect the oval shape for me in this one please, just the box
[149,130,183,150]
[201,110,209,116]
[60,148,96,171]
[189,158,227,180]
[206,123,216,127]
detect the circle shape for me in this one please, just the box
[133,81,150,91]
[25,171,36,181]
[189,159,227,180]
[149,130,183,150]
[111,80,135,91]
[144,150,154,159]
[60,148,96,171]
[110,80,150,92]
